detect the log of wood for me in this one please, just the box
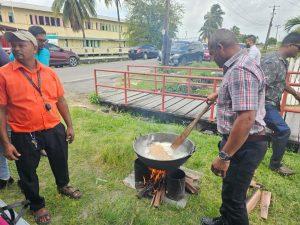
[152,187,165,208]
[250,180,263,189]
[185,179,199,194]
[260,191,271,219]
[246,189,261,214]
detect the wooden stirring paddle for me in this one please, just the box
[171,103,211,150]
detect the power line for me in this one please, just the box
[215,0,268,27]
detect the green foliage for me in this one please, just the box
[267,37,277,46]
[2,108,300,225]
[125,0,184,48]
[285,16,300,32]
[52,0,97,32]
[89,93,101,104]
[199,4,225,41]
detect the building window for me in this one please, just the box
[0,13,3,22]
[101,24,105,30]
[65,39,68,47]
[45,17,50,26]
[39,16,44,25]
[8,12,14,23]
[105,24,108,31]
[35,15,38,24]
[56,18,61,26]
[29,15,33,24]
[50,17,56,26]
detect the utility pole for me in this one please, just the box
[264,5,280,49]
[275,25,281,40]
[162,0,171,66]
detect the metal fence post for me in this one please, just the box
[161,74,166,112]
[94,69,98,95]
[124,72,128,105]
[154,67,158,92]
[187,68,192,95]
[209,79,217,121]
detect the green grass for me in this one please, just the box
[128,61,219,95]
[2,107,299,225]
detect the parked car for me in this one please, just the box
[169,41,204,66]
[46,43,80,67]
[128,45,159,60]
[203,43,211,61]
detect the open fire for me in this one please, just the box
[135,159,199,207]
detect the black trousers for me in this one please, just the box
[219,138,267,225]
[11,123,69,211]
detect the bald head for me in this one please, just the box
[208,29,238,51]
[208,29,240,68]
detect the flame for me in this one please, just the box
[149,168,166,184]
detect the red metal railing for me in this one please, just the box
[281,71,300,115]
[94,67,222,121]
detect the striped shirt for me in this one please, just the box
[217,50,266,134]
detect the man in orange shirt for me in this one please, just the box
[0,30,82,225]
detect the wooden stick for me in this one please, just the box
[171,103,211,150]
[246,189,262,214]
[260,191,271,219]
[153,188,164,208]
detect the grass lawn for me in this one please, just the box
[1,107,299,225]
[128,61,219,96]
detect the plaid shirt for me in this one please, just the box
[217,50,266,134]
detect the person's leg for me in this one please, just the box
[43,123,69,188]
[264,104,291,169]
[219,140,267,225]
[0,145,10,180]
[11,132,45,212]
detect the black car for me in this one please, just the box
[128,45,159,60]
[169,41,204,66]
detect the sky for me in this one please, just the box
[7,0,300,42]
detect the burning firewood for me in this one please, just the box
[246,189,261,214]
[260,191,271,219]
[151,186,165,208]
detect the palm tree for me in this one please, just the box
[103,0,122,51]
[199,4,225,41]
[285,16,300,32]
[52,0,97,47]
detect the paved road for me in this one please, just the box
[54,59,158,94]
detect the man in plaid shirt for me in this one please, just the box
[201,29,268,225]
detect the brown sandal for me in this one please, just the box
[58,185,82,199]
[32,208,51,225]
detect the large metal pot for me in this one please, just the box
[133,133,196,171]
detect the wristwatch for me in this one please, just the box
[219,151,232,161]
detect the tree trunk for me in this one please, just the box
[116,0,122,53]
[162,0,171,66]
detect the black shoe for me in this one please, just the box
[0,177,14,190]
[201,217,225,225]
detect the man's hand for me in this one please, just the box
[207,92,218,104]
[66,126,75,144]
[211,157,230,178]
[4,143,21,160]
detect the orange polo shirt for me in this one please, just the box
[0,60,64,132]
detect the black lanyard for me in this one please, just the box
[19,68,42,96]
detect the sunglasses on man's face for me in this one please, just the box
[291,44,300,50]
